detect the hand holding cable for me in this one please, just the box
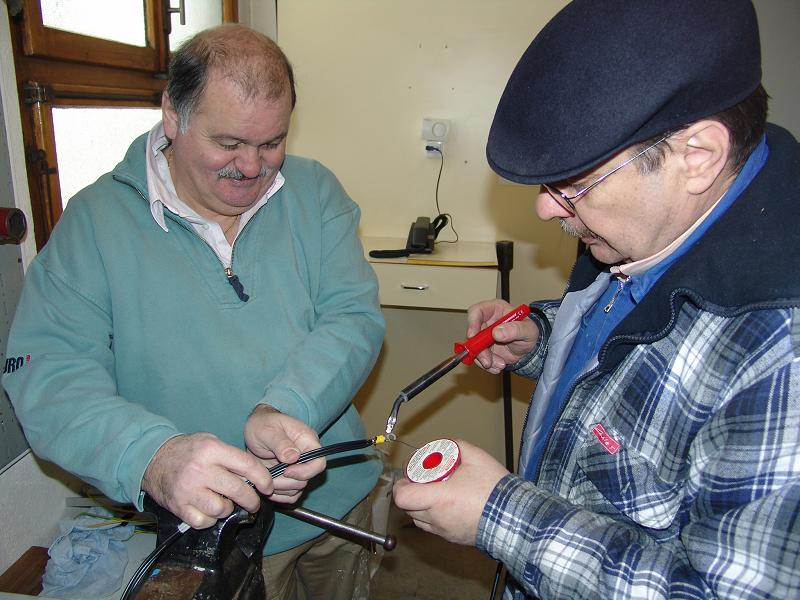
[244,404,327,504]
[141,406,325,530]
[141,432,274,530]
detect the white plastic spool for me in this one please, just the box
[405,438,461,484]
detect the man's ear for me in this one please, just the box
[162,90,179,139]
[679,119,731,195]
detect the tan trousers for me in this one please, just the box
[262,496,373,600]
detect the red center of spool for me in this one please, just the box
[422,451,443,469]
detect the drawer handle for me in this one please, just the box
[400,283,429,291]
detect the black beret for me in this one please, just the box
[487,0,762,184]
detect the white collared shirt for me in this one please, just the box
[144,122,285,267]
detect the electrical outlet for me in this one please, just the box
[424,141,443,158]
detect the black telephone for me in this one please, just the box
[369,215,448,259]
[406,216,436,253]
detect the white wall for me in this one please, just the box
[238,0,277,40]
[0,454,82,573]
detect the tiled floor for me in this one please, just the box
[371,506,500,600]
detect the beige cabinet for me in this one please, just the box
[362,237,498,310]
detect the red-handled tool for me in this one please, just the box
[453,303,531,365]
[384,304,531,434]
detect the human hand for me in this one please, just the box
[467,299,539,374]
[243,404,325,504]
[141,432,273,529]
[392,439,509,546]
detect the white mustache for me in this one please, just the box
[559,217,592,239]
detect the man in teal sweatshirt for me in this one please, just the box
[3,24,385,600]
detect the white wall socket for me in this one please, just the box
[424,141,443,158]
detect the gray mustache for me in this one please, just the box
[217,166,270,180]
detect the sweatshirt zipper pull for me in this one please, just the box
[225,266,249,302]
[603,274,630,313]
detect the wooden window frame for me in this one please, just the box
[10,0,237,250]
[19,0,167,73]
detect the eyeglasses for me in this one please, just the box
[541,136,669,213]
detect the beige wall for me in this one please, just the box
[276,1,575,467]
[272,0,800,468]
[277,0,577,293]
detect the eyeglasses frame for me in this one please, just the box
[541,136,670,213]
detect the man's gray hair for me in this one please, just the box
[633,85,768,177]
[166,24,296,133]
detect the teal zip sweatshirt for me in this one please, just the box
[3,132,385,554]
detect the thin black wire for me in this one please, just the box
[119,438,377,600]
[119,527,184,600]
[433,147,444,216]
[489,561,505,600]
[430,147,459,244]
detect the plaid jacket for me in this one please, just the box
[477,124,800,600]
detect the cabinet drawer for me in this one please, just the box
[371,262,497,310]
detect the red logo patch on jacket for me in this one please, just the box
[592,423,621,455]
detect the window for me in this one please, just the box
[9,0,237,249]
[52,107,163,207]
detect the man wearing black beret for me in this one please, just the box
[394,1,800,598]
